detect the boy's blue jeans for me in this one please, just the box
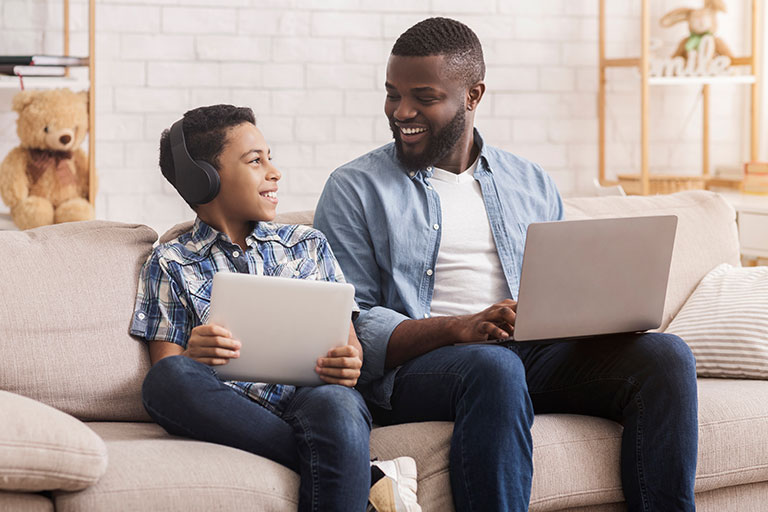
[370,332,698,512]
[141,355,372,512]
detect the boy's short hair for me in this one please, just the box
[158,104,255,201]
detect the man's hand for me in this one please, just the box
[386,299,518,369]
[183,324,241,366]
[315,322,363,387]
[453,299,517,342]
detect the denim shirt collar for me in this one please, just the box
[405,128,494,180]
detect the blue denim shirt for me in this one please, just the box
[314,129,563,408]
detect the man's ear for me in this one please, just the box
[466,82,485,111]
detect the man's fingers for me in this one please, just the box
[490,306,516,325]
[481,321,508,340]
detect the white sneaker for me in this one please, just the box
[368,456,421,512]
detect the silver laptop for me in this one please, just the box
[512,215,677,342]
[209,272,355,386]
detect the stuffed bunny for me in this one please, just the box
[659,0,734,60]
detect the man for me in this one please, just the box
[315,17,698,512]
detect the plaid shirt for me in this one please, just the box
[130,217,353,414]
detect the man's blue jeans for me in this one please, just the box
[370,332,698,512]
[141,355,372,512]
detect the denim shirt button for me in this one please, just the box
[426,269,433,276]
[433,224,439,230]
[409,171,415,178]
[423,313,429,318]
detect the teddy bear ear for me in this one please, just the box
[659,7,693,27]
[11,90,37,113]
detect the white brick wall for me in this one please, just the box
[0,0,755,235]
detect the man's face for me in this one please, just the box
[385,54,468,171]
[214,122,281,222]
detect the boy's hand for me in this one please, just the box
[184,324,241,366]
[315,344,363,387]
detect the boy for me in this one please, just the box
[130,105,419,512]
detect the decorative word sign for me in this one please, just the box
[650,35,731,77]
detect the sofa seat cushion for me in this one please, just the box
[54,422,299,512]
[0,491,53,512]
[0,221,157,421]
[371,379,768,512]
[0,391,107,492]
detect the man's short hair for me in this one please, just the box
[158,104,255,197]
[391,17,485,86]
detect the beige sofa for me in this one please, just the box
[2,190,768,511]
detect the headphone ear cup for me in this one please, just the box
[194,159,220,203]
[175,159,220,205]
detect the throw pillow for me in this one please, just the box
[0,391,108,492]
[666,263,768,378]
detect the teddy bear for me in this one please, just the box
[0,88,96,230]
[659,0,734,61]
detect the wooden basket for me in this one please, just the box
[617,174,709,195]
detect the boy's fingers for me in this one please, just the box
[195,336,241,350]
[326,345,357,358]
[200,357,229,366]
[318,374,357,387]
[317,356,362,369]
[315,366,360,379]
[197,324,232,338]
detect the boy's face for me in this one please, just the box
[214,122,281,222]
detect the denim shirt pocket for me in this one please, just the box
[187,277,214,324]
[263,257,319,280]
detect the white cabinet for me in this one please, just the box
[722,193,768,263]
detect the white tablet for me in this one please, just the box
[208,272,355,386]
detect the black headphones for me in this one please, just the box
[168,118,220,205]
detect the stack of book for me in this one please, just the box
[743,162,768,195]
[0,55,88,77]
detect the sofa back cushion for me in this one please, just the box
[564,190,740,331]
[0,221,157,421]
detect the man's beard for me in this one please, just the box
[390,106,466,172]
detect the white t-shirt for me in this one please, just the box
[428,159,510,317]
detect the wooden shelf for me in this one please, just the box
[648,75,756,85]
[598,0,762,195]
[0,75,89,90]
